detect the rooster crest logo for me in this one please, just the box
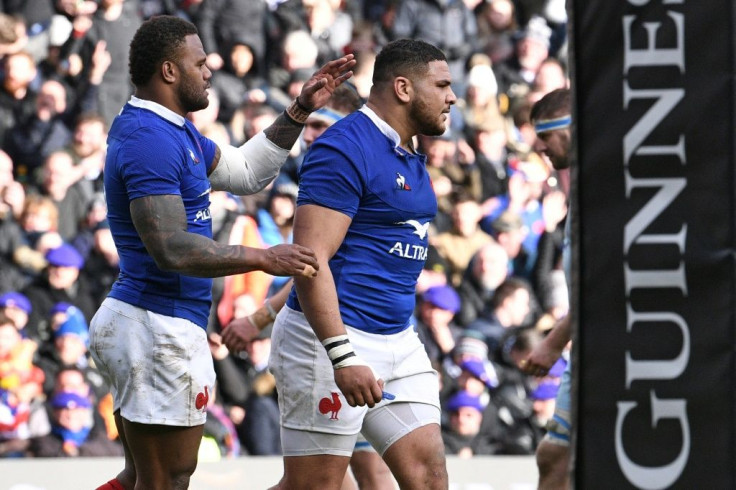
[396,220,430,240]
[395,173,411,191]
[188,148,200,164]
[195,386,209,411]
[318,392,342,420]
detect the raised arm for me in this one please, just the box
[207,54,356,195]
[130,194,318,278]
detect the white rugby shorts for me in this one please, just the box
[269,306,440,438]
[89,298,216,426]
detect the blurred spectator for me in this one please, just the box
[468,277,532,356]
[488,209,534,281]
[391,0,478,96]
[50,365,115,441]
[421,132,480,231]
[481,327,546,454]
[5,41,109,186]
[0,153,29,290]
[195,0,267,75]
[70,191,106,259]
[27,390,122,457]
[459,57,503,132]
[432,191,493,287]
[210,41,268,125]
[266,30,319,111]
[65,113,108,198]
[4,79,72,184]
[303,0,354,63]
[415,285,463,369]
[350,49,375,100]
[257,180,298,296]
[456,241,509,326]
[0,291,32,332]
[0,149,24,220]
[211,294,280,455]
[1,0,55,62]
[22,243,96,343]
[0,13,29,58]
[35,310,103,400]
[475,0,517,65]
[495,16,552,106]
[15,195,63,279]
[79,221,118,308]
[237,324,280,455]
[416,244,451,296]
[532,194,568,317]
[59,0,142,127]
[467,116,513,203]
[528,56,567,103]
[0,312,47,456]
[40,150,90,241]
[0,50,39,153]
[441,390,495,456]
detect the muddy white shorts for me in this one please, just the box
[270,306,441,456]
[89,297,216,427]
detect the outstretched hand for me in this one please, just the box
[263,243,319,278]
[221,316,260,354]
[519,341,562,377]
[298,54,356,111]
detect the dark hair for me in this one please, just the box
[129,15,198,87]
[372,39,446,85]
[490,277,530,310]
[328,83,363,114]
[530,88,570,122]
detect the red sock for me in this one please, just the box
[96,478,125,490]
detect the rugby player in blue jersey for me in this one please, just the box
[268,39,456,490]
[87,15,356,490]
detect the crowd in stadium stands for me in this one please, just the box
[0,0,570,460]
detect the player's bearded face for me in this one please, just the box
[177,66,209,113]
[410,95,446,137]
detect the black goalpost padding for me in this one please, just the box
[569,1,736,488]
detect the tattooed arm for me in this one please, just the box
[208,54,355,195]
[130,194,318,278]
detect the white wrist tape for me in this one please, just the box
[322,334,366,369]
[209,131,289,195]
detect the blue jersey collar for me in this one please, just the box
[359,105,401,148]
[128,96,186,127]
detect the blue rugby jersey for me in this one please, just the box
[286,106,437,334]
[104,97,217,329]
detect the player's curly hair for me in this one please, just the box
[128,15,198,87]
[372,39,447,86]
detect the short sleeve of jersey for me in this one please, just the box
[121,128,185,200]
[297,137,363,217]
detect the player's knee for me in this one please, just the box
[170,471,194,490]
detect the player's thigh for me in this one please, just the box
[120,418,204,483]
[362,402,446,488]
[382,423,446,489]
[281,452,352,490]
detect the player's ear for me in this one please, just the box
[394,76,412,104]
[161,60,178,84]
